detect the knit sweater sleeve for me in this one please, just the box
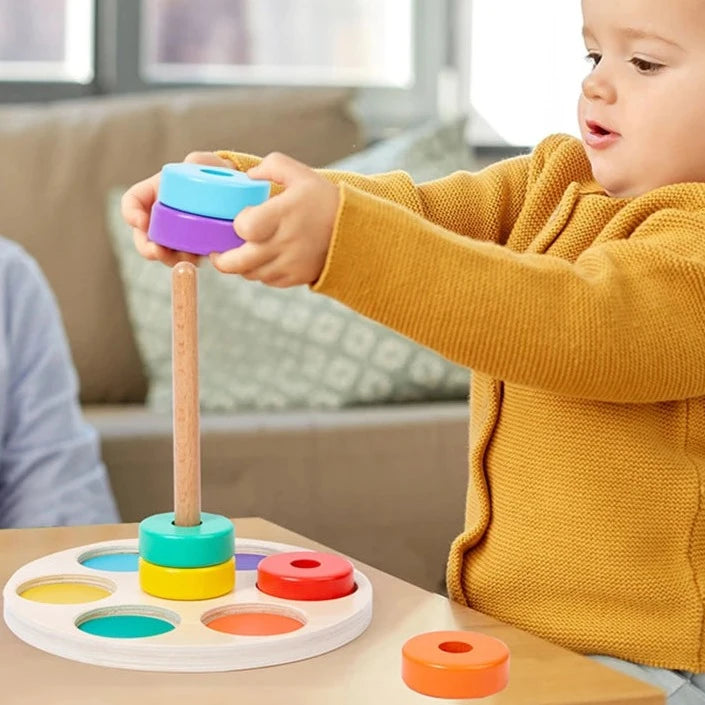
[216,136,553,243]
[311,185,705,404]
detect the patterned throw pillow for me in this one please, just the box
[107,119,476,411]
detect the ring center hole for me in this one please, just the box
[439,641,473,654]
[171,520,203,527]
[200,168,233,177]
[290,559,321,569]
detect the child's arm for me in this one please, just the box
[200,135,571,289]
[122,135,570,269]
[309,197,705,404]
[209,146,705,404]
[216,137,550,246]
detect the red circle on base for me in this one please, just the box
[257,552,355,601]
[402,630,510,699]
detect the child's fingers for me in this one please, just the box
[238,257,288,285]
[121,174,160,230]
[132,227,160,260]
[125,152,229,267]
[132,227,173,263]
[132,227,200,267]
[238,257,297,288]
[247,152,312,187]
[184,151,234,169]
[169,251,202,267]
[234,197,286,244]
[209,242,276,275]
[123,154,232,231]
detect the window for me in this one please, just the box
[0,0,94,83]
[467,0,585,146]
[0,0,441,136]
[141,0,414,88]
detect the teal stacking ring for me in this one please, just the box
[158,163,270,220]
[138,512,235,569]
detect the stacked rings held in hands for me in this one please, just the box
[148,163,270,255]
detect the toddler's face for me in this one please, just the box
[578,0,705,197]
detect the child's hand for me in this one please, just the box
[209,152,339,287]
[120,151,232,267]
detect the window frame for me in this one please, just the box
[0,0,98,102]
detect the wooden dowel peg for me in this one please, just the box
[171,261,201,527]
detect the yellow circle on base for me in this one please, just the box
[139,557,235,600]
[20,583,111,604]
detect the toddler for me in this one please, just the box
[122,1,705,700]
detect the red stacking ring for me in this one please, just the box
[257,551,355,601]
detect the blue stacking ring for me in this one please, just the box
[138,512,235,569]
[158,163,270,220]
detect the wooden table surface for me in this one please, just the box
[0,518,663,705]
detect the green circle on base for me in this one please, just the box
[139,512,234,568]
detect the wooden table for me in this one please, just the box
[0,519,663,705]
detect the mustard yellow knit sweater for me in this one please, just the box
[219,134,705,670]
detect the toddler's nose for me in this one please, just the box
[582,66,616,104]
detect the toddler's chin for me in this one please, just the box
[588,163,629,198]
[595,177,646,199]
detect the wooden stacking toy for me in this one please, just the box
[3,168,373,671]
[2,165,513,686]
[148,162,270,255]
[3,535,373,671]
[138,263,234,601]
[2,258,373,671]
[401,630,510,699]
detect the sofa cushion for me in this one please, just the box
[0,87,361,403]
[106,118,475,412]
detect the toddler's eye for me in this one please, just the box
[630,57,663,74]
[585,52,601,69]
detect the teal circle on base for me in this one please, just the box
[138,512,234,568]
[78,615,175,639]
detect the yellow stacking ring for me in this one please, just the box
[139,557,235,600]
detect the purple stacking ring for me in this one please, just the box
[148,202,245,255]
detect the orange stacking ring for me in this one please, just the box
[257,551,355,601]
[402,630,510,699]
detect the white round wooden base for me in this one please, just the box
[2,538,373,672]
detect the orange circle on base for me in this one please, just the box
[206,612,303,636]
[257,552,355,601]
[402,630,510,699]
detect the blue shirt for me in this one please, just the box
[0,238,119,527]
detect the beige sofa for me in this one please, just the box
[0,87,468,592]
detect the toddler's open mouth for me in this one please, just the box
[589,121,610,134]
[584,120,620,149]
